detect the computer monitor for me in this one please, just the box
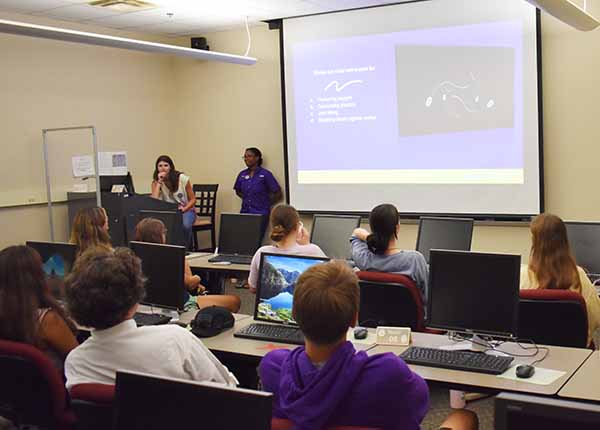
[99,172,135,194]
[26,241,77,279]
[255,253,330,325]
[137,210,185,247]
[416,217,474,263]
[129,241,185,311]
[310,214,361,260]
[217,213,264,256]
[565,221,600,275]
[113,371,272,430]
[427,250,520,339]
[495,392,600,430]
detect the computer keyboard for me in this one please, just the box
[400,346,514,375]
[208,254,253,265]
[234,323,305,345]
[133,312,172,327]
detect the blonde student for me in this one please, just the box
[521,213,600,347]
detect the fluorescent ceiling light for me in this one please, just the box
[525,0,600,31]
[0,19,256,65]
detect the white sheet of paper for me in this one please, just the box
[99,151,127,176]
[497,364,566,385]
[71,155,95,178]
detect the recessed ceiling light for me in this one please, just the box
[88,0,157,13]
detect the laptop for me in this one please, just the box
[208,213,264,265]
[129,241,187,325]
[234,252,330,345]
[310,214,361,260]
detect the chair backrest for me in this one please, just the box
[0,339,72,429]
[193,184,218,221]
[70,383,115,430]
[518,289,588,348]
[356,271,424,331]
[272,417,380,430]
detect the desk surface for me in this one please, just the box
[176,309,250,326]
[201,317,376,359]
[187,254,251,272]
[558,351,600,402]
[370,333,592,396]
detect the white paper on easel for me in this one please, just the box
[72,155,95,178]
[99,151,127,176]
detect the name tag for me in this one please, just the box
[376,326,411,346]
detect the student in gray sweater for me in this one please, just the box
[350,204,429,305]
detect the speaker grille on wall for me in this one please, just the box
[191,37,209,51]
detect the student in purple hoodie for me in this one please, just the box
[259,261,478,430]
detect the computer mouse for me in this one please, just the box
[516,364,535,379]
[353,327,368,340]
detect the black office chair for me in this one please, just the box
[70,383,115,430]
[192,184,218,252]
[518,289,589,348]
[357,272,424,330]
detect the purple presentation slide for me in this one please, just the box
[292,21,524,171]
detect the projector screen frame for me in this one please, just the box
[273,1,544,222]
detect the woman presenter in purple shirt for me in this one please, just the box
[234,147,282,236]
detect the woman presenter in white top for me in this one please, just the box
[151,155,196,248]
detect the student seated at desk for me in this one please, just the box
[351,203,428,304]
[521,213,600,347]
[63,247,237,390]
[0,245,78,372]
[259,261,477,430]
[248,204,326,293]
[70,207,112,256]
[134,218,241,313]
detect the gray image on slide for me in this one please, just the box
[395,45,515,136]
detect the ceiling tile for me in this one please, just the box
[90,8,172,28]
[0,0,416,35]
[33,3,122,21]
[0,0,73,13]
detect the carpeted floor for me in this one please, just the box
[223,279,496,430]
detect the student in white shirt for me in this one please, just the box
[63,247,236,390]
[248,204,326,293]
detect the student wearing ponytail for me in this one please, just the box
[350,204,429,304]
[248,204,326,293]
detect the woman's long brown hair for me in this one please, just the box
[0,245,77,347]
[70,207,111,255]
[528,213,581,292]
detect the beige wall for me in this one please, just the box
[171,25,283,215]
[0,12,177,246]
[2,10,600,259]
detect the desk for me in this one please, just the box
[187,254,251,273]
[369,332,592,396]
[187,254,251,294]
[175,308,250,326]
[200,317,376,358]
[558,351,600,402]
